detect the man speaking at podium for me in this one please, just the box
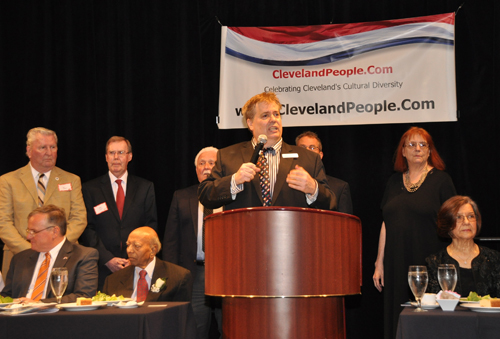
[198,92,336,211]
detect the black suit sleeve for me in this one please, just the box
[338,183,353,214]
[141,181,158,231]
[163,191,181,264]
[80,183,115,265]
[198,148,234,209]
[170,269,193,302]
[0,254,20,298]
[43,247,99,303]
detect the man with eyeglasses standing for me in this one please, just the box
[79,136,157,289]
[295,131,353,214]
[0,127,87,276]
[1,204,98,303]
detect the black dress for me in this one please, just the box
[381,169,456,339]
[425,245,500,297]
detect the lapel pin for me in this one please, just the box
[63,257,68,260]
[55,177,60,181]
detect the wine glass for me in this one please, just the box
[50,267,68,304]
[438,264,457,292]
[408,265,428,312]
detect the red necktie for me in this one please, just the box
[116,179,125,219]
[137,270,148,302]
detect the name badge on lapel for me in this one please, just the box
[58,183,73,191]
[94,202,109,215]
[282,153,299,159]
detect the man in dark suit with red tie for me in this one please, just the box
[80,136,157,289]
[103,227,192,302]
[198,92,336,211]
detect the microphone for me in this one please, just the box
[250,134,268,164]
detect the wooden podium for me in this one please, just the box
[204,207,362,339]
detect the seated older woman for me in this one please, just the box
[426,196,500,297]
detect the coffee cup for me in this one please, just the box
[422,293,437,305]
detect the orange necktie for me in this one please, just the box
[32,253,51,301]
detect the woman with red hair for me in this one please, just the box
[373,126,456,339]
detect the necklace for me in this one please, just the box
[449,245,478,264]
[404,165,429,192]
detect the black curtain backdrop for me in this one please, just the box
[0,1,497,338]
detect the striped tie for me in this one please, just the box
[37,173,46,207]
[257,148,273,206]
[32,253,51,301]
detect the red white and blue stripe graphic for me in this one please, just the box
[225,13,455,66]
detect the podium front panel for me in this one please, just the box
[204,207,362,297]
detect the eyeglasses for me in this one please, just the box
[107,151,129,156]
[456,214,476,223]
[299,145,321,152]
[405,142,429,149]
[26,226,55,236]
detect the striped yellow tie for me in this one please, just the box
[32,253,51,301]
[37,173,46,207]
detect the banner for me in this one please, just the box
[218,13,457,129]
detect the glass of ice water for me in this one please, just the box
[50,267,68,304]
[408,265,428,312]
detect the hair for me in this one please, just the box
[106,136,132,153]
[437,196,482,238]
[26,127,58,147]
[295,131,323,151]
[28,204,67,235]
[242,92,281,122]
[149,231,162,254]
[393,126,446,172]
[194,146,218,166]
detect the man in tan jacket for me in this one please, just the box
[0,127,87,275]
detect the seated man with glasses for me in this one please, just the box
[79,136,158,290]
[1,205,98,303]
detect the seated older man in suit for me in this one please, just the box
[1,205,98,303]
[103,227,192,302]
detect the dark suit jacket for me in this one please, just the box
[327,175,353,214]
[79,173,157,286]
[162,185,199,278]
[198,141,336,211]
[102,258,192,302]
[1,239,98,303]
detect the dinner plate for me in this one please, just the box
[0,303,57,315]
[56,301,107,311]
[0,302,15,308]
[459,300,480,304]
[461,304,500,313]
[114,301,144,308]
[101,298,132,306]
[115,303,139,309]
[410,302,440,309]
